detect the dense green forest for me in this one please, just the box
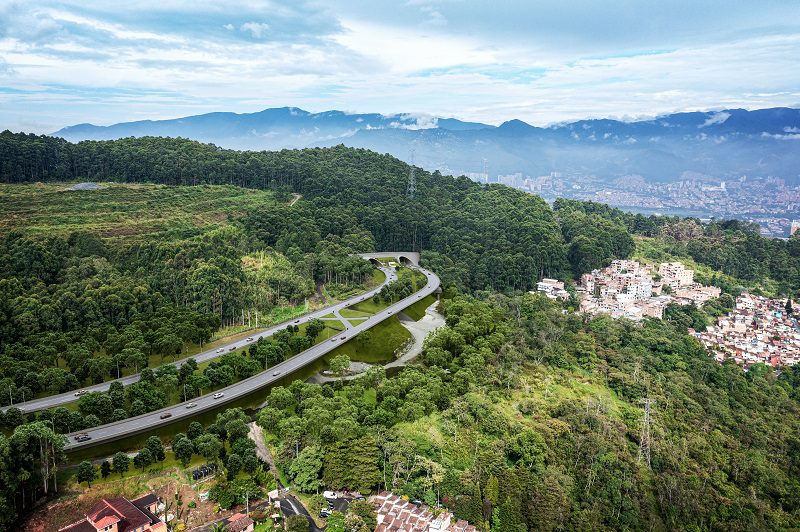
[248,294,800,529]
[3,132,800,530]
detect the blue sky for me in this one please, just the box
[1,0,799,133]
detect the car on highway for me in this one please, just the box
[74,433,91,442]
[246,337,254,342]
[185,402,198,409]
[216,348,224,353]
[229,346,236,351]
[330,338,337,342]
[294,319,300,324]
[272,370,281,376]
[213,392,224,399]
[340,335,347,340]
[160,412,172,419]
[74,390,88,397]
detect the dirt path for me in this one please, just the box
[248,422,280,483]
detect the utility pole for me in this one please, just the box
[406,148,417,199]
[638,398,655,468]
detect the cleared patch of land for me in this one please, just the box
[0,182,275,241]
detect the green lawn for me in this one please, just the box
[324,317,412,364]
[401,294,437,321]
[339,308,373,318]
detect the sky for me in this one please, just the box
[1,0,799,133]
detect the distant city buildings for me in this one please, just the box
[537,259,720,322]
[692,294,800,368]
[451,167,800,237]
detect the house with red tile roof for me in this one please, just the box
[221,513,254,532]
[58,493,166,532]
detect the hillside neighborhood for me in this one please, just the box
[692,294,800,368]
[536,260,721,321]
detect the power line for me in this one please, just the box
[638,397,655,468]
[406,148,417,198]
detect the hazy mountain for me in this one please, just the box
[54,107,800,184]
[53,107,494,151]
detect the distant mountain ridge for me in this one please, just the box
[53,106,800,183]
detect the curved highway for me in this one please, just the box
[4,265,398,415]
[64,266,440,451]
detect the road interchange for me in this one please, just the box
[3,265,400,415]
[62,265,439,451]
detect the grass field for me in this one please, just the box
[339,308,372,318]
[0,182,275,241]
[323,316,412,364]
[401,294,437,321]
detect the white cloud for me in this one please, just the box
[1,2,799,133]
[700,111,730,127]
[762,132,800,140]
[240,21,270,39]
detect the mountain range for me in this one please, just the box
[53,106,800,184]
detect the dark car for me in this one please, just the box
[74,433,91,442]
[160,412,172,419]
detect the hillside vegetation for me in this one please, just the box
[256,294,800,530]
[0,182,272,240]
[3,134,800,530]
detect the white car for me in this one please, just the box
[213,393,224,399]
[185,402,198,409]
[246,337,254,342]
[216,348,224,353]
[272,370,281,376]
[74,390,88,397]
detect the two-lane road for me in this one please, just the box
[63,267,439,451]
[3,267,398,414]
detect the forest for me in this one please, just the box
[2,132,800,530]
[259,295,800,529]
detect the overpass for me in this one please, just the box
[62,262,439,451]
[358,251,420,266]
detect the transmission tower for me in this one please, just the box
[638,398,655,468]
[406,148,417,198]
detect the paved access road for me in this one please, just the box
[3,267,398,415]
[63,267,439,451]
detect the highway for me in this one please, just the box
[63,266,440,451]
[3,265,398,414]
